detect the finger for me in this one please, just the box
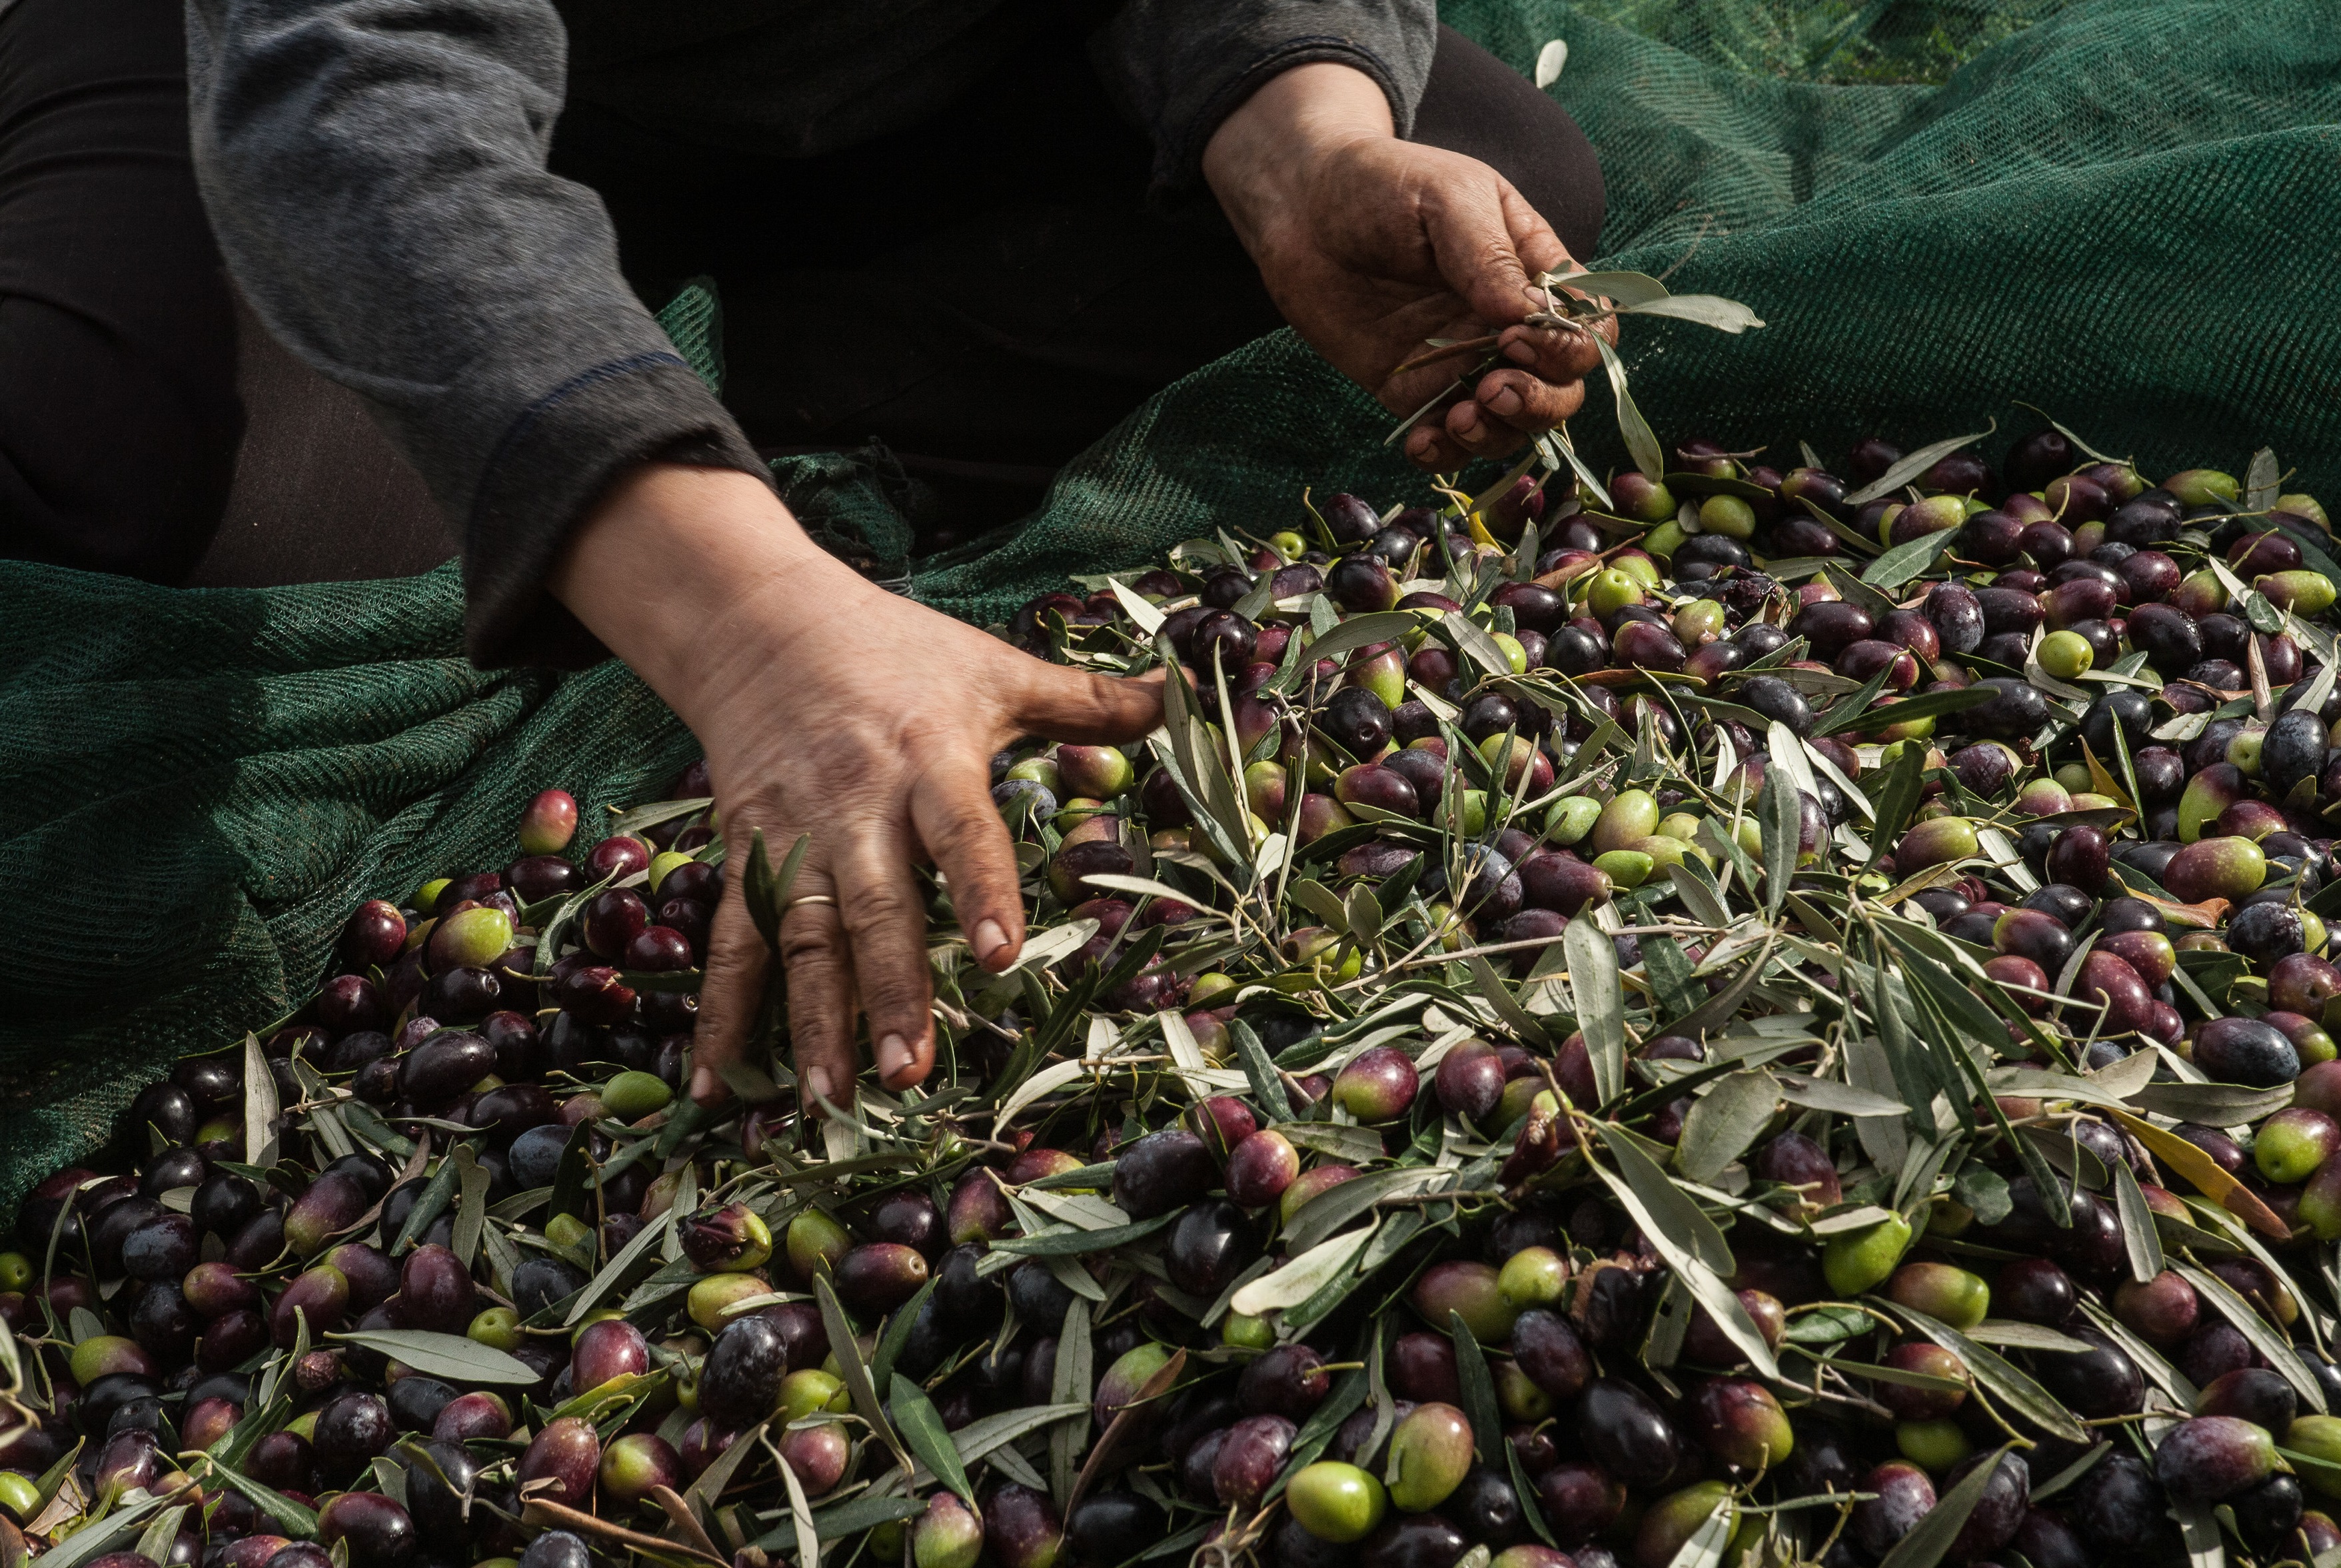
[1439,397,1532,461]
[777,868,863,1116]
[1405,421,1474,472]
[912,762,1028,974]
[1497,319,1605,383]
[1499,181,1572,282]
[1422,172,1552,333]
[1015,662,1166,745]
[832,825,939,1092]
[1470,367,1587,435]
[688,862,772,1108]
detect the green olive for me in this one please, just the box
[2038,630,2092,680]
[1286,1462,1387,1543]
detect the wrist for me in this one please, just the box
[1203,61,1393,255]
[548,461,862,723]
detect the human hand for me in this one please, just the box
[1202,63,1612,472]
[550,463,1164,1112]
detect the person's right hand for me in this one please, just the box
[550,462,1164,1115]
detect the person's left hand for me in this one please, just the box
[1203,63,1613,473]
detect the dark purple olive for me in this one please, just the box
[1067,1491,1164,1568]
[341,901,408,968]
[1787,601,1873,660]
[869,1191,945,1259]
[1943,1449,2030,1560]
[1853,1462,1937,1557]
[1240,1344,1331,1420]
[580,888,648,961]
[1390,1331,1463,1404]
[1513,1309,1592,1400]
[2195,1367,2298,1431]
[1578,1377,1677,1485]
[1166,1201,1259,1300]
[516,1416,600,1508]
[1112,1130,1218,1219]
[1361,1515,1471,1568]
[1536,1462,1626,1547]
[398,1030,494,1108]
[316,1492,414,1568]
[121,1084,199,1151]
[1962,677,2050,740]
[2036,1325,2144,1417]
[313,1390,395,1481]
[835,1242,928,1312]
[1212,1413,1295,1508]
[121,1212,198,1283]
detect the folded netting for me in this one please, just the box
[7,0,2340,1219]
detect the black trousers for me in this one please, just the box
[0,1,1603,581]
[0,0,240,582]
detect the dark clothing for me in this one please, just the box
[0,0,239,582]
[2,1,1601,636]
[183,0,1439,666]
[554,21,1605,536]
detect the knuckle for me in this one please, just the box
[778,915,844,966]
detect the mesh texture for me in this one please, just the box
[5,0,2338,1218]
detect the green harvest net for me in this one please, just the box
[5,0,2339,1221]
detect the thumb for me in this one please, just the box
[1014,661,1166,746]
[1425,173,1561,333]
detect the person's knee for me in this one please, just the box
[1410,25,1606,261]
[0,297,240,582]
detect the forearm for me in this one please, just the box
[1202,62,1392,259]
[1089,0,1436,191]
[547,464,866,726]
[185,0,764,666]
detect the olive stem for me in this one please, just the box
[1389,335,1502,379]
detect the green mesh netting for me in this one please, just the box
[4,0,2337,1220]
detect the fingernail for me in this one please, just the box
[1489,388,1521,416]
[802,1066,834,1108]
[1505,340,1538,365]
[974,918,1011,965]
[689,1068,717,1105]
[877,1034,914,1083]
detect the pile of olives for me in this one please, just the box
[17,426,2341,1568]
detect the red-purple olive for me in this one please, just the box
[1225,1130,1299,1208]
[1331,1046,1419,1124]
[315,1493,414,1568]
[914,1493,985,1568]
[1633,1483,1737,1568]
[598,1431,682,1508]
[1877,1342,1967,1421]
[2112,1270,2200,1348]
[2156,1415,2281,1501]
[271,1264,349,1347]
[1411,1259,1515,1343]
[1687,1378,1794,1470]
[1385,1403,1473,1511]
[517,1415,601,1508]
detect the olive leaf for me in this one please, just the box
[890,1374,976,1506]
[2172,1260,2328,1411]
[1564,918,1623,1102]
[1845,421,1996,508]
[1594,335,1665,481]
[1884,1305,2088,1443]
[1674,1070,1781,1183]
[1050,1299,1093,1507]
[1875,1445,2016,1568]
[1447,1313,1504,1466]
[327,1330,540,1385]
[814,1275,909,1469]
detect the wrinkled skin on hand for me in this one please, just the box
[1204,63,1613,472]
[552,464,1163,1116]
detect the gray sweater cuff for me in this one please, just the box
[1093,1,1439,194]
[463,353,769,669]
